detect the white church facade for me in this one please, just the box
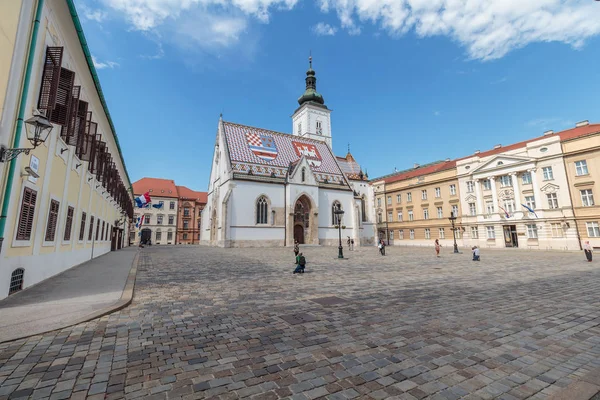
[201,59,376,247]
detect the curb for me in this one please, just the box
[0,250,140,344]
[548,369,600,400]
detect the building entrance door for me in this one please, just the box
[503,225,518,247]
[141,228,152,244]
[294,225,304,244]
[117,229,123,249]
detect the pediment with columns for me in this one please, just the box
[470,155,534,175]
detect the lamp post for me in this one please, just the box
[448,212,459,253]
[0,113,53,162]
[334,209,345,259]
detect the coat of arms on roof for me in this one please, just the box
[292,141,322,167]
[246,131,278,162]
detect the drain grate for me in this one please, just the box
[280,312,319,325]
[309,296,348,306]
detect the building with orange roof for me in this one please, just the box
[371,120,599,252]
[372,160,462,247]
[132,178,179,245]
[176,186,207,245]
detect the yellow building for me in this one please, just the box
[561,121,600,249]
[0,0,133,299]
[374,160,462,248]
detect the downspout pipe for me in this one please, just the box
[0,0,45,254]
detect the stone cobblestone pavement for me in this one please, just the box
[1,245,599,400]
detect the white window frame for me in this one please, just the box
[408,210,414,221]
[452,205,459,217]
[387,211,393,222]
[551,223,564,238]
[425,228,431,239]
[387,196,392,205]
[521,172,532,185]
[437,207,443,218]
[546,193,558,209]
[525,196,536,210]
[409,229,415,240]
[486,226,495,239]
[526,224,538,239]
[471,226,478,239]
[586,222,600,237]
[407,192,412,202]
[542,166,554,181]
[575,160,588,176]
[397,212,403,222]
[421,190,427,200]
[500,175,512,187]
[396,194,401,203]
[450,184,456,195]
[423,208,429,220]
[486,201,494,214]
[439,228,445,239]
[469,202,476,216]
[435,187,441,198]
[399,229,404,240]
[389,230,394,240]
[581,189,595,207]
[466,181,474,193]
[482,179,491,190]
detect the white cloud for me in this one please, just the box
[490,77,508,84]
[320,0,600,60]
[92,55,120,69]
[79,3,108,23]
[312,22,337,36]
[95,0,600,60]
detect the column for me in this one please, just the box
[474,179,483,215]
[530,168,542,210]
[489,176,498,213]
[510,172,521,209]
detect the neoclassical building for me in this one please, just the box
[201,59,375,247]
[132,178,179,245]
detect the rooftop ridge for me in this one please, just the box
[223,120,329,145]
[370,160,446,182]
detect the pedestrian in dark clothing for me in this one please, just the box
[294,241,299,259]
[378,239,386,255]
[584,241,593,262]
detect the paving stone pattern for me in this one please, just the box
[1,246,600,400]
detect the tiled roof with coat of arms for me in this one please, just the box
[223,121,348,185]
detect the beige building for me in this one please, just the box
[132,178,179,245]
[374,160,462,248]
[561,122,600,249]
[0,0,133,300]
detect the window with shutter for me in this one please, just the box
[101,221,105,241]
[79,212,86,241]
[64,206,74,241]
[96,219,100,241]
[49,68,75,126]
[16,187,37,240]
[88,216,94,240]
[45,200,60,241]
[60,85,80,144]
[38,47,63,113]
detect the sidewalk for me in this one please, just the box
[0,247,138,343]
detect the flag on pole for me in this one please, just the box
[152,203,163,209]
[521,204,538,218]
[498,204,510,218]
[135,192,151,208]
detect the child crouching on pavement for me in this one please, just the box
[293,253,306,274]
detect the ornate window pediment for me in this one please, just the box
[541,183,560,193]
[498,188,515,200]
[471,155,533,174]
[465,194,477,203]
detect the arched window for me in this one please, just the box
[332,201,342,225]
[301,168,306,183]
[256,196,268,224]
[361,195,367,222]
[9,268,25,295]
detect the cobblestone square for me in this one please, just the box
[1,246,599,399]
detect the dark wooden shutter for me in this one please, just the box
[38,47,63,112]
[88,216,94,240]
[49,68,75,126]
[16,187,37,240]
[79,212,87,241]
[95,141,106,180]
[101,220,105,240]
[96,218,100,240]
[45,199,60,241]
[64,206,74,240]
[60,85,80,144]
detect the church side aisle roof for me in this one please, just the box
[223,121,348,185]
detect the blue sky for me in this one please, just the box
[76,0,600,191]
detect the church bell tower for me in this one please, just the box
[292,56,333,148]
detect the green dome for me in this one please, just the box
[298,57,325,106]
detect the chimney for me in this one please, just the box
[543,130,554,136]
[445,158,450,162]
[494,144,502,149]
[474,150,480,154]
[414,163,420,169]
[575,120,589,128]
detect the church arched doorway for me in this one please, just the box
[293,195,311,244]
[294,225,304,244]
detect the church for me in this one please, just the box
[200,58,376,247]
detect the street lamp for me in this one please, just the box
[448,212,459,253]
[334,209,345,259]
[0,113,53,162]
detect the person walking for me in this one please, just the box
[294,241,299,259]
[435,239,441,257]
[472,246,480,261]
[350,238,355,251]
[378,238,386,256]
[584,241,593,262]
[347,236,351,251]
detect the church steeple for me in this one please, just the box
[298,55,326,107]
